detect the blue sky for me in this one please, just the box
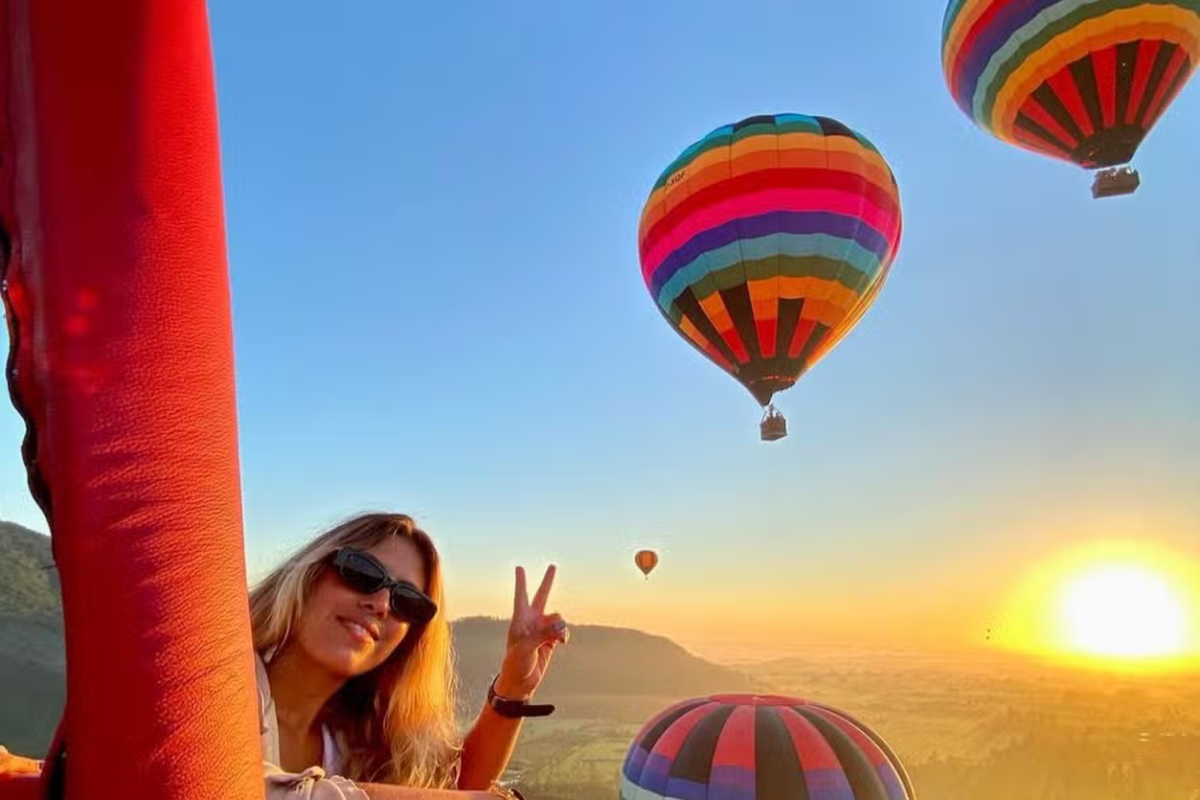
[3,1,1199,654]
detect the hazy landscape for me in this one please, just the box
[3,521,1198,800]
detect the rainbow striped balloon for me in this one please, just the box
[942,0,1200,169]
[637,114,902,410]
[621,694,914,800]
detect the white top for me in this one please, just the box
[255,651,366,800]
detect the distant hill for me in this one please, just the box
[0,521,60,621]
[0,521,765,752]
[452,616,765,721]
[0,522,65,755]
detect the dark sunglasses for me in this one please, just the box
[329,547,438,625]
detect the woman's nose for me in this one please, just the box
[359,588,390,614]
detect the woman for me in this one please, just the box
[253,512,569,799]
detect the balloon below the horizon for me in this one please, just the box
[637,113,903,422]
[620,694,915,800]
[941,0,1200,171]
[634,549,659,578]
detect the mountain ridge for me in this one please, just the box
[0,521,765,751]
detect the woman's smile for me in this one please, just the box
[337,615,380,644]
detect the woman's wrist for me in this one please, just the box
[491,671,531,701]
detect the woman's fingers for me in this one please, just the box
[541,612,569,644]
[531,564,556,612]
[513,566,528,615]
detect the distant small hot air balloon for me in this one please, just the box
[621,694,914,800]
[941,0,1200,198]
[638,113,903,441]
[634,549,659,578]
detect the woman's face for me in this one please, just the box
[295,535,430,679]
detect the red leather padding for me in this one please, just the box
[0,777,43,800]
[0,2,262,798]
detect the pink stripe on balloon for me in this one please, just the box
[641,188,897,278]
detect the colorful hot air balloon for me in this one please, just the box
[941,0,1200,198]
[638,114,903,442]
[635,549,659,578]
[621,694,914,800]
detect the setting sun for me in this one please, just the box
[999,539,1200,671]
[1055,564,1188,658]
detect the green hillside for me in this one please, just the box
[0,522,64,755]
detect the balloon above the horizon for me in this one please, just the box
[637,114,903,440]
[634,549,659,578]
[620,694,915,800]
[941,0,1200,196]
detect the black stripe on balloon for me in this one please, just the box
[796,322,831,368]
[776,298,805,361]
[637,700,710,753]
[1069,55,1104,135]
[735,114,777,131]
[795,708,891,800]
[1030,82,1085,144]
[1114,41,1139,125]
[670,703,737,784]
[1013,112,1074,156]
[1134,42,1178,127]
[816,116,856,139]
[811,703,914,800]
[719,283,761,362]
[756,707,809,800]
[673,289,740,368]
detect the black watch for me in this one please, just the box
[487,678,555,718]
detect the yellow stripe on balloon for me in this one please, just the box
[800,297,852,328]
[990,6,1200,139]
[678,315,709,350]
[809,270,890,365]
[699,290,734,333]
[777,276,861,312]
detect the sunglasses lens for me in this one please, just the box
[391,587,436,625]
[337,551,387,594]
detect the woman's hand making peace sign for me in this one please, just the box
[493,565,569,700]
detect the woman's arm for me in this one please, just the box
[457,700,524,790]
[357,784,496,800]
[0,746,42,776]
[456,565,567,791]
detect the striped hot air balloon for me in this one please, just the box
[941,0,1200,197]
[621,694,914,800]
[637,114,903,442]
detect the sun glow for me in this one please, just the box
[998,540,1200,672]
[1054,564,1187,658]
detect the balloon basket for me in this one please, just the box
[1091,166,1140,199]
[760,407,787,442]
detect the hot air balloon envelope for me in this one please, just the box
[621,694,914,800]
[941,0,1200,197]
[638,114,903,439]
[635,549,659,577]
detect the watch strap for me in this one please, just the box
[487,678,555,718]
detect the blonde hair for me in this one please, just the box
[249,512,462,788]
